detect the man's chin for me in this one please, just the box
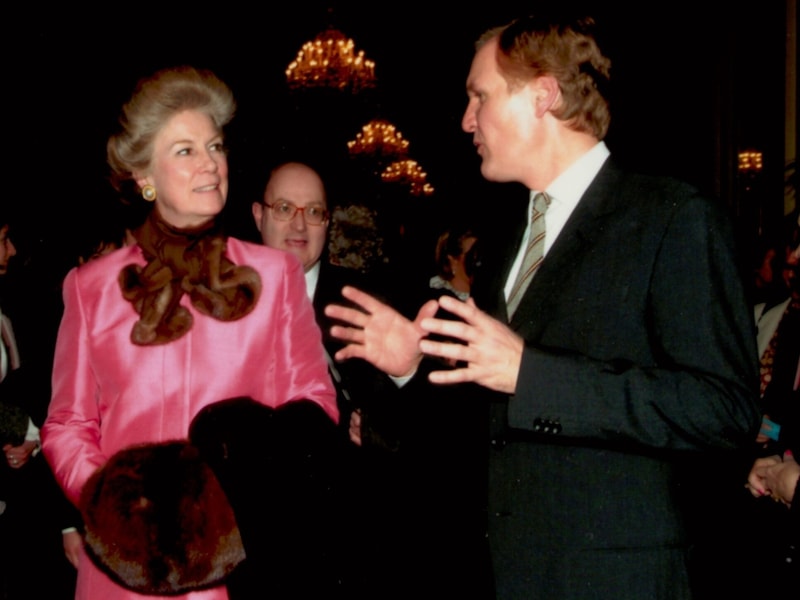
[283,248,309,268]
[480,161,506,183]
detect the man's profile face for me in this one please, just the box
[0,225,16,276]
[462,37,540,185]
[252,163,328,272]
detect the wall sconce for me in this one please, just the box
[738,150,763,173]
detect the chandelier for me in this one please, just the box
[347,119,409,160]
[738,150,763,173]
[381,160,434,196]
[286,28,376,92]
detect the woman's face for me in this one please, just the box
[138,109,228,229]
[449,236,478,278]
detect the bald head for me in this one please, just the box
[252,162,329,272]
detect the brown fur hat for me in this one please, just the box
[80,440,245,595]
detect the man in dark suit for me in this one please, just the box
[253,161,493,598]
[251,161,407,597]
[251,161,392,432]
[326,13,762,599]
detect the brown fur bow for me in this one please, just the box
[119,210,261,345]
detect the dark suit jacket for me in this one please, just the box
[311,261,408,598]
[312,261,401,445]
[316,260,494,598]
[311,260,361,357]
[470,160,761,599]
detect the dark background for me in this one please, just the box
[5,3,793,287]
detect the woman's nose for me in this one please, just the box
[201,149,221,172]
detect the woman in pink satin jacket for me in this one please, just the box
[41,66,337,600]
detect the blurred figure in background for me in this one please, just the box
[1,208,77,600]
[429,225,479,301]
[744,212,799,590]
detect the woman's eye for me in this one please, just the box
[177,147,191,156]
[210,142,225,153]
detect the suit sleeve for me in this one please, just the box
[41,267,106,506]
[510,191,761,452]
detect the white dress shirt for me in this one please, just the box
[304,261,321,302]
[504,141,611,300]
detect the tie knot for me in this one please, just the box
[533,192,550,216]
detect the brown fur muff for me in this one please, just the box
[79,440,245,595]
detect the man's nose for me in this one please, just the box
[462,102,477,133]
[291,209,307,230]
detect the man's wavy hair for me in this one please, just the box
[480,14,611,140]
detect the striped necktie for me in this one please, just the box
[507,192,550,319]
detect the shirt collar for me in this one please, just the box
[537,140,610,206]
[304,261,321,301]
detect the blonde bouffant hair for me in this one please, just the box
[107,66,236,193]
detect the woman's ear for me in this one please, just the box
[134,172,151,192]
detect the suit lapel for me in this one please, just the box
[313,261,370,356]
[508,161,625,337]
[312,262,343,355]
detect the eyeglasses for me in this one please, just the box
[263,201,329,226]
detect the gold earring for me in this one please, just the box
[141,185,157,202]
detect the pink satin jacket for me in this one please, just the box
[42,237,337,600]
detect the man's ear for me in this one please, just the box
[531,76,561,118]
[251,202,264,233]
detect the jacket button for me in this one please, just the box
[533,418,562,434]
[490,437,507,449]
[543,419,562,434]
